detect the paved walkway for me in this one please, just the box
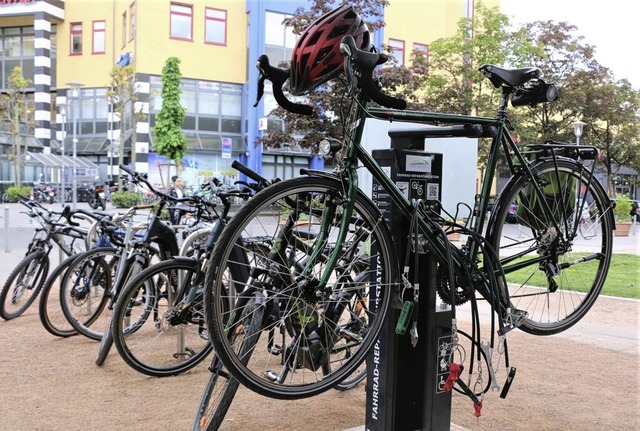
[1,201,638,431]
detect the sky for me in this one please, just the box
[500,0,640,89]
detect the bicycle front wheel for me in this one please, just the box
[0,251,49,320]
[112,258,213,377]
[205,175,398,399]
[60,247,117,340]
[487,158,613,335]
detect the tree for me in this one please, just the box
[580,76,640,195]
[152,57,186,188]
[0,66,36,188]
[107,64,146,191]
[506,20,640,194]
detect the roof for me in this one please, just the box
[24,151,99,169]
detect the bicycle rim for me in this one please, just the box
[488,159,613,335]
[113,258,213,377]
[205,175,397,399]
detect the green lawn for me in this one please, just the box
[603,254,640,299]
[501,253,639,299]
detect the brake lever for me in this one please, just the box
[253,70,266,108]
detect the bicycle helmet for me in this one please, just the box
[289,4,371,95]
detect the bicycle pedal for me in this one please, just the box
[268,344,282,355]
[261,370,279,382]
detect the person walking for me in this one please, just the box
[168,175,185,225]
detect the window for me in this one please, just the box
[121,12,127,48]
[129,3,136,41]
[388,39,405,66]
[413,43,429,62]
[92,21,105,54]
[170,3,193,41]
[264,11,296,65]
[205,7,226,45]
[70,23,82,55]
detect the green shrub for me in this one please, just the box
[614,195,632,222]
[111,191,142,208]
[5,186,32,202]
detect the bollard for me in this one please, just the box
[4,206,9,253]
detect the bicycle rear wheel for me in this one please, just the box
[0,251,49,320]
[39,254,82,337]
[112,258,213,377]
[487,158,613,335]
[205,175,398,399]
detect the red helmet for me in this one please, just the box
[289,5,370,96]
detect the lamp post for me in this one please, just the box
[57,103,70,206]
[572,120,587,145]
[66,81,85,210]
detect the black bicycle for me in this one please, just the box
[110,172,256,377]
[0,198,87,320]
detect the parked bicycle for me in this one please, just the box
[0,197,88,320]
[201,4,613,406]
[59,164,224,366]
[37,206,133,337]
[111,164,265,377]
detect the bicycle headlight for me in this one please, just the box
[318,138,342,157]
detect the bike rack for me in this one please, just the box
[366,130,453,430]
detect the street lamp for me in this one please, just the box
[572,120,587,145]
[57,102,70,206]
[66,81,85,210]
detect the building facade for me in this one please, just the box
[1,0,521,193]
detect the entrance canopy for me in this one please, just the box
[25,152,98,170]
[25,151,99,182]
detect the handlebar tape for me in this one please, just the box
[256,55,313,116]
[339,36,407,110]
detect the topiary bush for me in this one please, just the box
[5,186,32,202]
[614,195,632,222]
[111,191,142,208]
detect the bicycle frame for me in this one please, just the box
[306,89,599,309]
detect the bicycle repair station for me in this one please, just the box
[366,127,471,431]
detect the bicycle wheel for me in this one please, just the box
[59,247,117,340]
[0,251,49,320]
[96,260,147,366]
[192,294,264,430]
[205,175,398,399]
[112,258,214,377]
[38,254,82,337]
[487,158,613,335]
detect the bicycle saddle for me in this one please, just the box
[479,64,541,88]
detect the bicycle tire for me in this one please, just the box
[193,294,265,431]
[487,158,613,335]
[96,261,146,366]
[0,251,49,320]
[95,318,114,365]
[112,258,216,377]
[205,175,398,399]
[59,247,117,340]
[38,254,83,337]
